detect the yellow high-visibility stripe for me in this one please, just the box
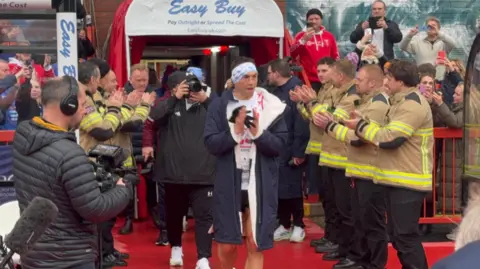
[299,105,310,119]
[135,106,150,118]
[80,114,102,130]
[364,124,380,142]
[319,152,348,169]
[387,121,414,136]
[333,108,349,120]
[373,169,432,189]
[346,163,376,180]
[305,141,322,154]
[123,156,134,168]
[105,114,120,128]
[121,107,133,120]
[335,125,348,142]
[420,136,429,175]
[311,104,328,114]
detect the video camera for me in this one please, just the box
[88,144,139,193]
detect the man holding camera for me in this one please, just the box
[147,71,216,269]
[12,77,132,269]
[78,61,155,268]
[349,0,402,60]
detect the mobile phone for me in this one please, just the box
[368,16,381,29]
[364,28,373,44]
[306,22,314,28]
[438,51,446,60]
[418,25,427,31]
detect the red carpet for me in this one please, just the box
[113,219,453,268]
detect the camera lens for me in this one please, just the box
[187,78,202,92]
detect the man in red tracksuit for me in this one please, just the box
[291,8,339,91]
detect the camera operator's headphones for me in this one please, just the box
[60,75,79,116]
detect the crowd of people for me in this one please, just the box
[2,0,480,269]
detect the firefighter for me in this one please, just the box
[78,61,155,268]
[344,60,433,269]
[297,59,362,268]
[291,56,338,252]
[313,64,390,269]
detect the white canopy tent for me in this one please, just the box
[124,0,285,74]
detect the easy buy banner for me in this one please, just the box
[0,0,51,9]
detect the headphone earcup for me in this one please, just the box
[60,96,79,116]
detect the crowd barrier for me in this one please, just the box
[0,128,465,224]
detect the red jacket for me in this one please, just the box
[8,58,55,85]
[291,27,339,84]
[142,90,171,150]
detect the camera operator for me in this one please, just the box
[147,71,216,268]
[11,76,132,269]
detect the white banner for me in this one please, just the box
[0,0,51,9]
[56,12,78,78]
[125,0,284,38]
[56,12,79,143]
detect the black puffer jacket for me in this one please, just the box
[12,118,132,269]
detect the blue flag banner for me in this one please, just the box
[0,145,15,206]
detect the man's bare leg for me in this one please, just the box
[244,209,264,269]
[218,243,238,269]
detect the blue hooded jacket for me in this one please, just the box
[204,88,288,250]
[432,241,480,269]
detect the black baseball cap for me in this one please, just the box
[306,8,323,20]
[167,71,197,90]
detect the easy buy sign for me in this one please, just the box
[0,0,51,9]
[125,0,284,38]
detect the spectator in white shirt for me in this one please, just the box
[400,16,456,66]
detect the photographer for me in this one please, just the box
[349,0,402,60]
[11,77,131,269]
[147,71,216,269]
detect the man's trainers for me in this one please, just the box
[274,225,291,241]
[310,237,327,247]
[446,227,458,241]
[169,246,183,266]
[289,226,306,243]
[195,258,211,269]
[155,230,168,246]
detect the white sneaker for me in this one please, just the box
[274,225,291,241]
[183,216,188,232]
[169,246,183,266]
[446,227,458,241]
[195,258,211,269]
[289,226,306,243]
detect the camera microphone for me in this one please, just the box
[0,197,58,268]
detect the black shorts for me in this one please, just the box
[241,190,249,212]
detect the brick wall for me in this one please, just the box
[88,0,287,55]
